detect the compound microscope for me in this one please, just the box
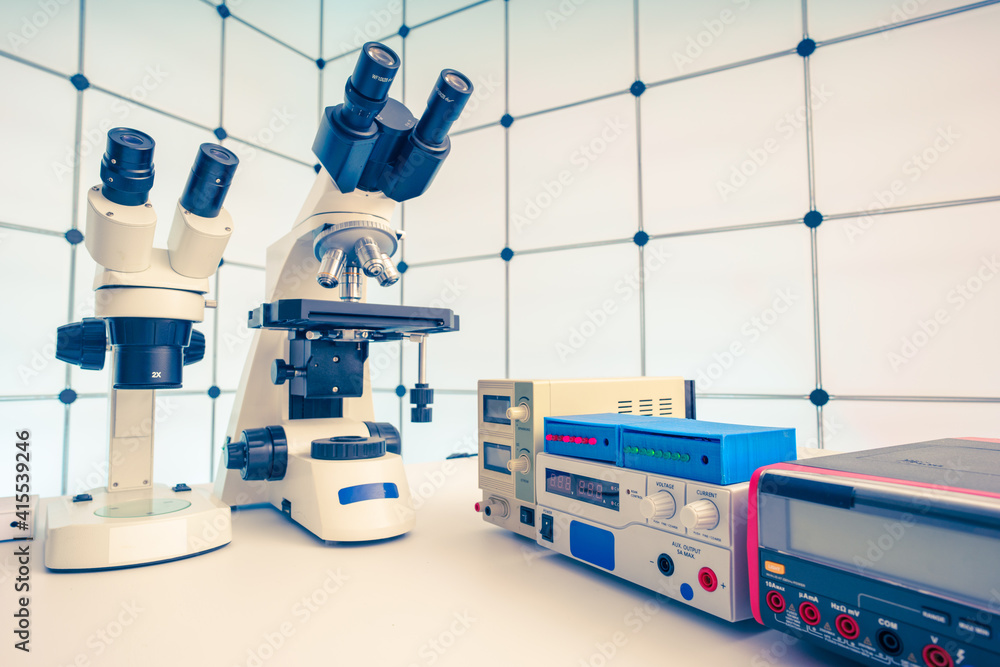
[214,42,472,542]
[48,128,239,570]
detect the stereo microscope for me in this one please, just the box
[48,128,239,570]
[214,42,472,542]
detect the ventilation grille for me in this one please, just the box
[618,399,632,414]
[619,398,674,416]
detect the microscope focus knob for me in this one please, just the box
[506,403,530,423]
[271,359,298,385]
[227,426,288,481]
[639,492,676,520]
[680,499,719,531]
[55,318,107,371]
[183,330,206,366]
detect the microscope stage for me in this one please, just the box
[250,299,459,338]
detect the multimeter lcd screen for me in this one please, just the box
[483,395,511,425]
[545,468,619,511]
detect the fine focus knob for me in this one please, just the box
[55,318,107,371]
[271,359,298,385]
[639,491,676,520]
[506,403,530,423]
[183,329,206,366]
[680,499,719,531]
[507,455,530,474]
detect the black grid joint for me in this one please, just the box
[810,389,829,406]
[803,210,823,228]
[208,385,221,399]
[500,114,514,128]
[65,229,84,245]
[398,25,410,38]
[796,39,816,57]
[500,247,514,262]
[397,260,408,274]
[59,389,77,405]
[70,74,89,91]
[630,80,646,97]
[315,58,326,70]
[313,163,322,173]
[217,5,231,19]
[633,231,649,246]
[395,385,407,398]
[214,127,228,141]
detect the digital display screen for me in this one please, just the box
[545,468,619,511]
[483,442,511,474]
[483,395,511,425]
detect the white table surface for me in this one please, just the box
[2,458,842,667]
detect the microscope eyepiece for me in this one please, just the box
[339,42,401,133]
[180,143,239,218]
[100,127,156,206]
[414,69,474,147]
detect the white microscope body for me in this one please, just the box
[214,41,472,543]
[47,130,238,570]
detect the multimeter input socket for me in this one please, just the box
[877,629,903,656]
[922,645,954,667]
[765,591,786,614]
[835,614,860,640]
[798,601,821,626]
[656,554,674,577]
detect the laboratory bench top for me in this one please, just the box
[2,458,841,667]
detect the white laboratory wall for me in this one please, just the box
[0,1,997,497]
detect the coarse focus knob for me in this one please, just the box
[55,318,107,371]
[507,455,530,474]
[680,499,719,531]
[271,359,298,385]
[639,491,676,520]
[506,403,529,423]
[183,329,206,366]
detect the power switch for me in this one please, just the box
[520,506,535,527]
[540,513,554,542]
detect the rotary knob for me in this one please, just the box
[506,403,530,422]
[507,455,530,474]
[639,491,676,520]
[680,499,720,530]
[183,329,206,366]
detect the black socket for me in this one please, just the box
[180,143,239,218]
[414,69,474,147]
[100,127,156,206]
[106,317,193,389]
[338,42,401,133]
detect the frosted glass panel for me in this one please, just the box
[644,227,815,394]
[404,1,504,132]
[372,390,403,431]
[510,244,642,379]
[224,19,320,164]
[78,90,219,251]
[400,392,477,463]
[807,0,972,41]
[369,341,402,390]
[322,36,403,110]
[2,230,70,396]
[641,55,809,235]
[509,95,638,250]
[406,0,480,27]
[508,0,633,115]
[324,0,404,58]
[0,0,79,74]
[811,6,1000,215]
[228,0,321,58]
[401,259,505,390]
[695,398,818,447]
[638,0,801,82]
[215,264,266,390]
[65,396,107,495]
[0,401,64,498]
[0,59,76,231]
[819,203,1000,397]
[212,391,236,462]
[405,127,505,263]
[85,0,220,126]
[221,139,316,264]
[822,401,1000,453]
[155,395,212,485]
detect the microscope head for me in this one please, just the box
[58,128,239,390]
[308,42,473,298]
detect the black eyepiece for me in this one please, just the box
[100,127,155,206]
[414,69,474,147]
[339,42,401,133]
[180,143,239,218]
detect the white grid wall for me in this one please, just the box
[2,0,998,498]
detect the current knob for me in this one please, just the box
[639,491,676,520]
[507,455,530,474]
[506,403,530,422]
[680,499,719,531]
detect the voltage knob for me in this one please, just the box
[506,403,530,423]
[639,491,676,520]
[507,455,531,474]
[680,499,719,531]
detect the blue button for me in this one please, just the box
[680,583,694,601]
[569,521,615,571]
[337,482,399,505]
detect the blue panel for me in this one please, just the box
[337,482,400,505]
[569,520,615,572]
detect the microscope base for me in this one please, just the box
[44,485,231,571]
